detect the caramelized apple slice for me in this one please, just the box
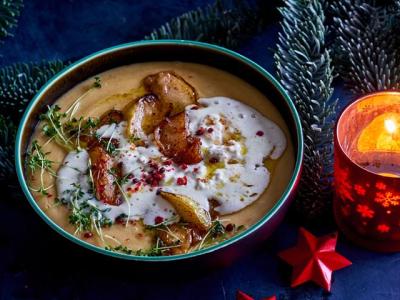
[89,145,121,206]
[143,71,198,115]
[124,94,171,143]
[77,110,124,149]
[154,112,202,164]
[156,224,193,255]
[99,109,124,126]
[156,224,204,255]
[159,191,211,231]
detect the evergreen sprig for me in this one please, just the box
[0,114,16,181]
[0,60,67,120]
[0,0,23,41]
[275,0,337,221]
[0,61,68,182]
[145,0,263,48]
[331,0,400,95]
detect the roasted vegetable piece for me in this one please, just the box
[143,71,198,115]
[156,224,204,255]
[156,224,192,255]
[159,191,212,231]
[208,198,220,220]
[154,112,202,164]
[78,110,123,149]
[89,146,121,206]
[124,94,170,143]
[98,109,124,126]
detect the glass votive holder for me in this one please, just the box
[334,91,400,252]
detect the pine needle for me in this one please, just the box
[275,0,337,222]
[0,61,68,120]
[330,0,400,95]
[0,114,15,180]
[0,0,23,42]
[145,0,264,48]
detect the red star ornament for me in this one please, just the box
[262,297,276,300]
[236,291,276,300]
[236,291,254,300]
[278,227,351,291]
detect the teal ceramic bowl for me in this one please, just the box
[15,40,303,263]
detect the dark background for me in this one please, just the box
[1,1,399,299]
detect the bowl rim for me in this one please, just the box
[15,39,304,262]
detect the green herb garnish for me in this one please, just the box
[66,183,112,236]
[27,140,56,195]
[93,76,102,88]
[108,168,131,226]
[105,237,182,257]
[100,138,117,155]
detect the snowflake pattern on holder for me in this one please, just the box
[374,192,400,207]
[335,164,400,234]
[375,182,387,190]
[354,184,366,196]
[377,224,390,233]
[356,204,374,218]
[335,167,354,202]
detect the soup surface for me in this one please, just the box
[27,62,294,256]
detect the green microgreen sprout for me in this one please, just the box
[27,140,56,196]
[64,76,102,120]
[40,77,102,151]
[40,105,73,150]
[105,236,182,257]
[66,183,111,240]
[195,219,232,251]
[109,167,131,226]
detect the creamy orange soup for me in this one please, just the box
[27,62,294,256]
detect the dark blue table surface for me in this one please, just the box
[1,1,399,299]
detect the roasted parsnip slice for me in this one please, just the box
[143,71,198,115]
[154,112,202,164]
[159,191,211,231]
[89,145,121,206]
[124,94,170,143]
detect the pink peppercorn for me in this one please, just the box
[256,130,264,136]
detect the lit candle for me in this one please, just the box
[334,91,400,252]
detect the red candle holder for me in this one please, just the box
[334,91,400,252]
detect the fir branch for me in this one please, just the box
[331,0,400,95]
[275,0,337,221]
[0,0,23,42]
[0,60,67,120]
[0,114,16,181]
[145,0,264,48]
[0,61,67,185]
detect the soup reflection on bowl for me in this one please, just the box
[16,41,303,262]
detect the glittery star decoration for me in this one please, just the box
[278,227,352,291]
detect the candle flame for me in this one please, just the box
[357,113,400,153]
[385,119,397,134]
